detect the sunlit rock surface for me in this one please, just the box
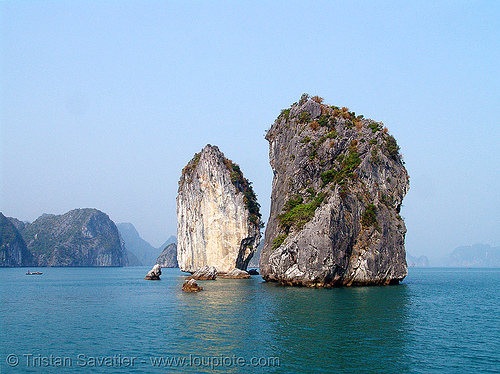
[177,145,261,273]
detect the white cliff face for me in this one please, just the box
[177,145,261,273]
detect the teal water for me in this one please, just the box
[1,267,499,373]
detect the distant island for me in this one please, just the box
[116,222,177,267]
[406,253,430,267]
[443,244,500,268]
[0,209,176,268]
[1,209,129,267]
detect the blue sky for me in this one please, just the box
[1,1,498,261]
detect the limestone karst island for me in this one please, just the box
[0,94,409,288]
[174,94,409,287]
[260,95,409,287]
[176,144,262,280]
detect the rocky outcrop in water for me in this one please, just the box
[219,268,251,279]
[144,264,162,280]
[260,95,409,287]
[177,145,262,273]
[182,279,203,292]
[407,253,430,267]
[21,209,127,267]
[186,265,218,280]
[0,213,35,267]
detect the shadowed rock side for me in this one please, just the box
[260,95,409,287]
[21,209,127,267]
[124,250,142,266]
[0,213,35,266]
[156,243,179,268]
[177,144,262,273]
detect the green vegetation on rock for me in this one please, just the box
[278,192,326,234]
[385,134,400,160]
[361,204,378,228]
[368,122,381,133]
[320,142,361,187]
[272,234,288,250]
[224,159,262,228]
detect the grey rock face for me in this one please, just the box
[186,265,218,280]
[156,243,178,268]
[0,213,35,267]
[124,250,142,266]
[260,96,409,287]
[144,264,162,280]
[177,144,262,273]
[248,241,263,268]
[7,217,27,233]
[21,209,127,267]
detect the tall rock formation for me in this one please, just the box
[21,209,127,266]
[177,145,262,273]
[156,243,179,268]
[0,213,35,266]
[260,95,409,287]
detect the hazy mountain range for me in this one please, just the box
[444,244,500,268]
[116,222,175,266]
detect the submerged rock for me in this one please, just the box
[260,95,409,287]
[186,265,217,280]
[182,279,203,292]
[176,144,262,273]
[219,268,251,279]
[144,264,162,280]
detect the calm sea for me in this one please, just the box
[1,267,499,373]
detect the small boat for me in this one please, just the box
[26,271,43,275]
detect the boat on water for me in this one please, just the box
[26,271,43,275]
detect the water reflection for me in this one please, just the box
[170,275,280,373]
[2,267,497,373]
[260,282,411,373]
[169,272,411,373]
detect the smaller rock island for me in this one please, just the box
[182,279,203,292]
[144,264,162,280]
[176,145,262,275]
